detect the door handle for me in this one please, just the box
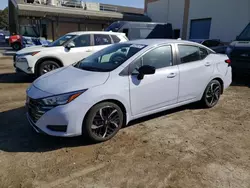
[205,62,211,66]
[167,73,177,78]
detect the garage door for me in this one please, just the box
[80,24,102,31]
[58,22,78,37]
[189,18,211,39]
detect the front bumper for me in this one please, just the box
[26,96,92,137]
[13,55,36,74]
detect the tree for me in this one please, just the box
[0,7,8,29]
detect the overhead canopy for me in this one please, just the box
[17,4,123,20]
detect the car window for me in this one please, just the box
[94,34,112,46]
[131,45,172,74]
[111,35,121,43]
[75,43,147,72]
[178,45,200,64]
[202,40,220,47]
[72,35,90,47]
[200,47,209,59]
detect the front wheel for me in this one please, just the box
[37,60,60,77]
[12,42,21,51]
[201,80,222,108]
[83,102,124,142]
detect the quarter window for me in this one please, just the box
[72,35,90,47]
[94,34,112,46]
[111,35,121,43]
[131,45,172,74]
[200,47,209,59]
[178,45,200,63]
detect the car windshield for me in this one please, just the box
[47,34,76,47]
[74,43,147,72]
[238,23,250,41]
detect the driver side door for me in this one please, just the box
[129,45,179,116]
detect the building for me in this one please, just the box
[9,0,151,41]
[145,0,250,42]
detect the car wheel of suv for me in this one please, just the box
[83,102,124,142]
[201,80,222,108]
[37,60,60,77]
[12,42,21,51]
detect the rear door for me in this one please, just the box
[93,34,113,53]
[177,44,214,102]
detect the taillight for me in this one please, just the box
[225,59,231,64]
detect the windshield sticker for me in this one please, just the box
[130,44,146,49]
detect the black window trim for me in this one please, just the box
[71,34,91,48]
[126,44,176,75]
[176,43,212,65]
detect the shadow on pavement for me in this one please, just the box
[0,103,202,153]
[127,102,202,128]
[0,107,93,153]
[0,73,35,83]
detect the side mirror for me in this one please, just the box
[137,65,156,80]
[66,42,75,50]
[121,48,127,53]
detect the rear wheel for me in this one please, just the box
[201,80,222,108]
[83,102,124,142]
[37,60,60,77]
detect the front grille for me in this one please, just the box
[27,98,50,123]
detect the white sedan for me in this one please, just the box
[26,39,232,142]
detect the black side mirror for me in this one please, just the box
[137,65,156,80]
[66,42,75,50]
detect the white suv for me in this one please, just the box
[14,31,128,76]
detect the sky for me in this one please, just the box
[0,0,144,10]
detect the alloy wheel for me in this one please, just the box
[205,82,221,106]
[91,106,121,138]
[42,64,58,74]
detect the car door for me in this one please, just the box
[177,44,214,102]
[93,34,113,53]
[129,45,179,116]
[64,34,93,65]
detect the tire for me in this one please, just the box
[37,60,60,77]
[12,42,21,51]
[83,102,124,142]
[201,80,222,108]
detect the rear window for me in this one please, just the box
[111,35,121,43]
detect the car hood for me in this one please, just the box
[33,66,110,95]
[16,45,61,55]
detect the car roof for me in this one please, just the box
[67,31,125,35]
[124,39,203,46]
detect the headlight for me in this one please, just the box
[42,90,87,106]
